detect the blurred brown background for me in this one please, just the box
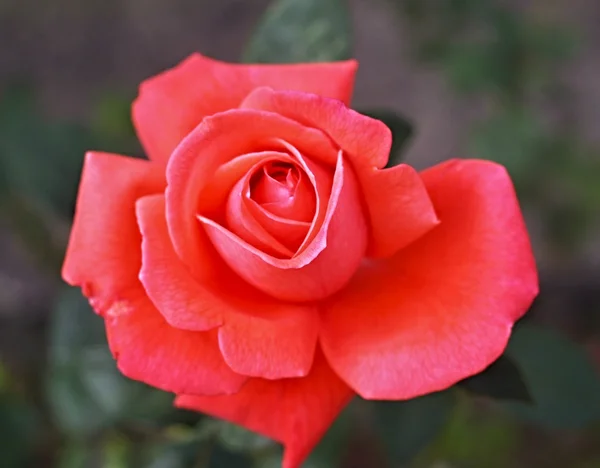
[1,0,599,467]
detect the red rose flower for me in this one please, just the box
[62,53,538,467]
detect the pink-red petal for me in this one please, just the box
[133,53,357,164]
[320,159,539,400]
[104,286,247,395]
[199,151,292,217]
[175,350,354,468]
[166,109,338,281]
[359,164,440,257]
[136,194,224,331]
[227,168,296,258]
[136,195,320,379]
[241,87,440,258]
[62,152,165,315]
[199,153,368,302]
[245,200,311,253]
[251,163,315,222]
[217,303,319,380]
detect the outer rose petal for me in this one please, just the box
[320,159,539,400]
[133,53,357,164]
[104,286,247,395]
[61,154,246,395]
[175,350,354,468]
[62,152,165,315]
[241,87,440,258]
[137,194,320,379]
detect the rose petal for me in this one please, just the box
[62,152,165,315]
[104,286,247,395]
[202,151,311,254]
[137,195,320,379]
[225,149,322,257]
[136,194,224,331]
[228,175,296,258]
[274,139,332,255]
[251,163,315,222]
[175,349,354,468]
[217,302,320,379]
[133,53,357,164]
[241,87,440,258]
[200,151,292,216]
[199,152,368,302]
[246,200,311,253]
[166,109,338,281]
[320,159,539,400]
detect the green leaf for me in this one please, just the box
[361,110,414,167]
[57,441,94,468]
[215,421,273,454]
[503,324,600,428]
[47,287,174,436]
[243,0,352,63]
[457,354,532,402]
[372,390,455,464]
[303,402,353,468]
[139,429,214,468]
[0,195,66,271]
[0,396,39,468]
[143,442,200,468]
[48,286,107,367]
[209,445,254,468]
[420,396,520,468]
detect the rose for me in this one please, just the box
[62,53,538,467]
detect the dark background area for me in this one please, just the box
[1,0,599,467]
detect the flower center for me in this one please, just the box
[251,162,298,205]
[249,161,315,222]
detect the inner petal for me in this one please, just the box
[250,161,315,222]
[245,199,312,253]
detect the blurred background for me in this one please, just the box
[1,0,599,467]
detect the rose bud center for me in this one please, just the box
[249,161,315,222]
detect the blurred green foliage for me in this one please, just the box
[504,324,600,428]
[47,287,176,437]
[361,110,414,168]
[244,0,352,63]
[1,0,599,467]
[372,391,456,464]
[0,84,89,217]
[390,0,600,253]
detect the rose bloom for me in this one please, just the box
[62,53,538,467]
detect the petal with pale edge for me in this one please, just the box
[104,286,247,395]
[137,194,320,379]
[175,350,354,468]
[133,53,357,164]
[320,160,539,400]
[241,88,440,258]
[62,152,165,315]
